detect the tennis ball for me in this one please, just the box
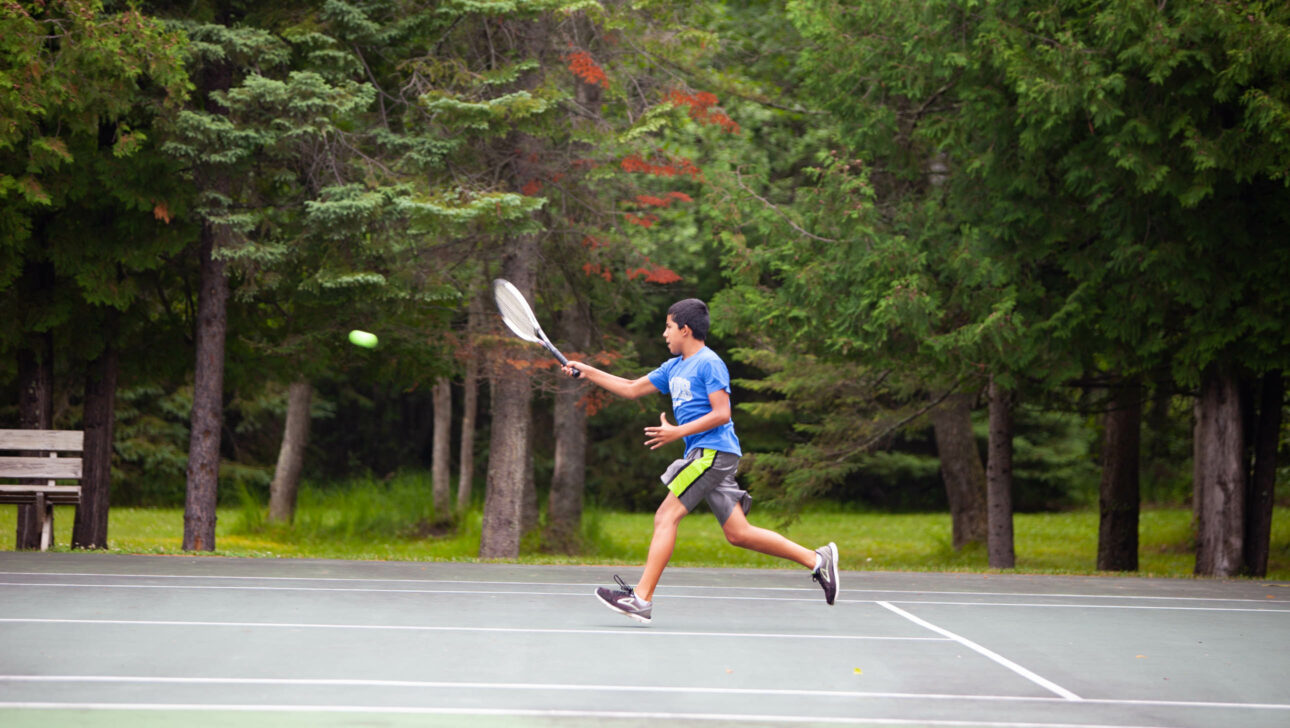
[348,330,378,348]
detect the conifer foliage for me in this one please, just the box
[3,0,737,552]
[1,0,189,548]
[721,0,1290,574]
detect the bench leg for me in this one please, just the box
[36,492,53,552]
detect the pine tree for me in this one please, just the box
[1,0,189,548]
[737,0,1290,574]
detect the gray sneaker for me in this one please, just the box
[813,542,839,605]
[595,575,653,624]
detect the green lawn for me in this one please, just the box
[4,503,1288,579]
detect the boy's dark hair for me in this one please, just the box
[668,298,709,340]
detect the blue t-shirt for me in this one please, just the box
[647,346,742,457]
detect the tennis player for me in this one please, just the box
[562,298,839,624]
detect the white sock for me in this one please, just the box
[812,553,822,573]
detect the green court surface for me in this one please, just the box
[2,552,1288,727]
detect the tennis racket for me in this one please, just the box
[492,278,581,378]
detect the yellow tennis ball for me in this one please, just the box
[348,330,378,348]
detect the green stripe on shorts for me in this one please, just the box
[667,449,716,498]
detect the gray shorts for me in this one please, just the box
[659,448,752,524]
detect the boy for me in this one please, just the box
[562,298,839,624]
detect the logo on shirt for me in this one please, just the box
[669,377,693,404]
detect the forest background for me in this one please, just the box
[2,0,1287,577]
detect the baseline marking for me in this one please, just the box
[4,675,1290,711]
[1,571,1283,604]
[1,580,1285,612]
[885,600,1288,614]
[0,617,943,642]
[0,701,1179,728]
[878,601,1082,702]
[0,581,831,602]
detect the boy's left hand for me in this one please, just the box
[644,412,680,450]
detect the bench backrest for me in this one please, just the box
[0,429,84,483]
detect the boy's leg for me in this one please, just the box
[720,507,816,568]
[722,508,840,605]
[634,493,689,602]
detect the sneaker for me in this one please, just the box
[595,575,652,624]
[812,542,840,605]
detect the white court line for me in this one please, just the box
[4,675,1289,711]
[878,601,1082,702]
[1,571,1283,604]
[885,599,1288,614]
[0,617,944,641]
[0,581,834,602]
[2,580,1286,611]
[0,701,1181,728]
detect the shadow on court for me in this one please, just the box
[2,552,1287,727]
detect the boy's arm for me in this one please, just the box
[563,361,659,400]
[644,388,732,450]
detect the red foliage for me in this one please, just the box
[668,89,740,134]
[635,194,671,207]
[633,191,694,208]
[565,50,609,89]
[669,89,717,114]
[624,213,659,228]
[705,112,740,134]
[620,154,702,180]
[578,389,614,416]
[628,259,683,284]
[582,262,613,281]
[521,179,543,196]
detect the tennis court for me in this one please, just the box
[1,551,1287,727]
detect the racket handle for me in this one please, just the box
[546,343,582,378]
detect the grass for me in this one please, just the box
[3,478,1289,579]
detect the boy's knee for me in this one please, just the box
[652,510,671,531]
[723,521,750,548]
[653,498,687,530]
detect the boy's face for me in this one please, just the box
[663,315,686,355]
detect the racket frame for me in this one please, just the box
[492,278,579,376]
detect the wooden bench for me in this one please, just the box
[0,429,83,551]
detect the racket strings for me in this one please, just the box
[494,287,542,343]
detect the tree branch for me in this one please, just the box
[734,167,838,243]
[834,379,965,462]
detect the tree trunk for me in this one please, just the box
[182,51,233,553]
[15,332,54,550]
[546,377,587,551]
[1243,371,1281,577]
[183,224,229,552]
[986,377,1015,569]
[1097,380,1141,572]
[1193,364,1245,577]
[479,14,550,555]
[431,376,452,520]
[480,237,539,558]
[542,18,600,553]
[457,352,479,514]
[480,365,532,558]
[72,338,117,549]
[268,380,312,524]
[929,391,987,550]
[521,422,539,535]
[546,305,591,551]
